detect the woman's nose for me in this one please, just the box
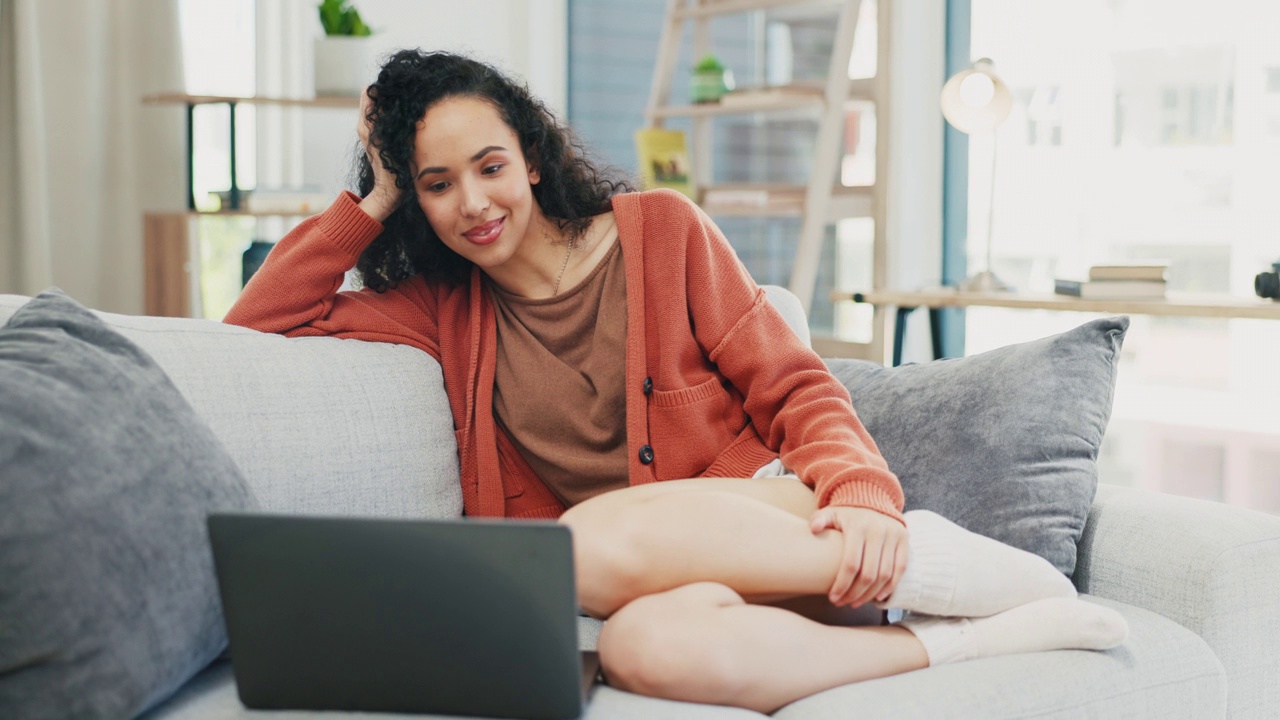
[459,180,490,218]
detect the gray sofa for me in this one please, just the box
[2,291,1277,719]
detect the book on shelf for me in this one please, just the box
[634,128,696,200]
[1054,278,1167,300]
[1087,262,1170,282]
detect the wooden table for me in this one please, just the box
[831,288,1280,365]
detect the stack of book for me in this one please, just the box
[1054,263,1169,299]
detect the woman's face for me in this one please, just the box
[411,95,543,276]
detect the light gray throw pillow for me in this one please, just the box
[825,316,1128,575]
[0,290,257,719]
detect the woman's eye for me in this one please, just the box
[427,182,449,193]
[482,164,503,175]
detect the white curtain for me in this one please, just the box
[0,0,185,315]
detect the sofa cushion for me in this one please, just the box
[0,290,256,719]
[145,597,1221,720]
[773,596,1225,720]
[825,316,1127,575]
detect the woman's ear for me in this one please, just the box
[526,143,541,185]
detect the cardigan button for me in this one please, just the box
[643,377,653,395]
[639,445,654,464]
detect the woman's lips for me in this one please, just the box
[462,217,505,245]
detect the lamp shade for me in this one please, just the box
[940,58,1013,134]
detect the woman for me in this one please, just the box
[225,49,1126,713]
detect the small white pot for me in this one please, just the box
[314,35,375,97]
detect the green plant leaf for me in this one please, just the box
[317,0,371,36]
[349,10,372,36]
[318,0,344,34]
[694,54,724,72]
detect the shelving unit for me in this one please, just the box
[643,0,890,359]
[141,94,355,317]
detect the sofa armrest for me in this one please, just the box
[1074,483,1280,719]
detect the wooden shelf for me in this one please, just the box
[653,78,874,119]
[674,0,842,20]
[832,288,1280,321]
[143,93,359,109]
[700,184,872,221]
[186,209,322,218]
[656,94,824,119]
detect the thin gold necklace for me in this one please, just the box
[552,234,575,295]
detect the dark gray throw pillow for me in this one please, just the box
[825,316,1128,576]
[0,289,256,719]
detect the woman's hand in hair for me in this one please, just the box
[357,87,403,222]
[809,506,909,608]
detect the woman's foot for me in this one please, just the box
[898,597,1129,665]
[879,510,1077,617]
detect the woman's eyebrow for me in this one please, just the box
[415,145,508,180]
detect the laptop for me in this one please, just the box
[207,513,599,719]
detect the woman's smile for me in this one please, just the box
[462,216,506,245]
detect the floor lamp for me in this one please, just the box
[941,58,1014,292]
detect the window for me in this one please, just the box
[179,0,258,319]
[1019,85,1062,147]
[179,0,256,201]
[965,0,1280,511]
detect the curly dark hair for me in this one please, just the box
[354,49,633,291]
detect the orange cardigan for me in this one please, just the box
[224,189,905,523]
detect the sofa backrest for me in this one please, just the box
[0,295,462,520]
[0,285,808,520]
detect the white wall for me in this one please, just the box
[360,0,566,113]
[264,0,566,198]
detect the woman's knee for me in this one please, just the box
[598,582,748,700]
[560,498,657,617]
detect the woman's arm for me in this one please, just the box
[677,198,903,521]
[224,191,441,358]
[225,88,440,357]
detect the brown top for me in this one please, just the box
[488,225,628,506]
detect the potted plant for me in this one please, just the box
[690,54,733,104]
[314,0,374,97]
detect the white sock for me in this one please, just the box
[878,510,1077,618]
[899,597,1130,666]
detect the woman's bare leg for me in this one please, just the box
[570,480,926,711]
[558,477,839,617]
[573,478,1125,712]
[560,477,1076,619]
[598,581,927,714]
[598,582,1127,713]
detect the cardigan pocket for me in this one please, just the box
[648,375,748,480]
